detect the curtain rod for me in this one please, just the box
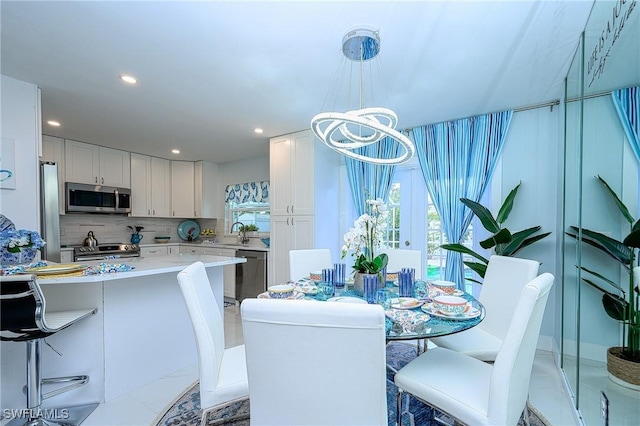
[565,89,612,104]
[514,99,560,113]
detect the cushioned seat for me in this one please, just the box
[430,255,539,361]
[288,248,332,281]
[395,273,554,426]
[177,261,249,421]
[0,274,98,426]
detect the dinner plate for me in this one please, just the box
[177,220,201,241]
[257,291,305,300]
[295,284,319,295]
[390,297,423,310]
[327,296,367,304]
[24,263,87,275]
[421,302,481,320]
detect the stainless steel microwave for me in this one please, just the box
[65,182,132,214]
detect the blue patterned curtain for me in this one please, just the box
[414,111,513,288]
[345,136,400,215]
[612,87,640,163]
[224,181,269,204]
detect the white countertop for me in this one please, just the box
[142,241,270,252]
[38,253,246,284]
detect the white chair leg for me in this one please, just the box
[397,389,403,426]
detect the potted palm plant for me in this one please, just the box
[566,176,640,389]
[441,182,551,283]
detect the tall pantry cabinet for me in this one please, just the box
[268,129,341,286]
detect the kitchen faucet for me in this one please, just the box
[231,221,249,245]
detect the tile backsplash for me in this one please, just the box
[60,214,219,247]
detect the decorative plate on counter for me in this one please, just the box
[24,263,87,275]
[177,220,200,241]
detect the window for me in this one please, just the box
[227,201,270,233]
[224,181,270,234]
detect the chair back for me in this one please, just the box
[0,274,47,340]
[289,249,332,281]
[488,272,554,425]
[241,299,388,425]
[479,255,539,339]
[176,262,225,407]
[384,249,422,279]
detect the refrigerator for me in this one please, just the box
[40,162,61,262]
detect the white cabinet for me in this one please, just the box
[194,161,219,219]
[60,249,74,263]
[270,130,314,216]
[131,154,171,217]
[171,161,195,218]
[41,135,66,215]
[178,245,236,298]
[65,140,130,188]
[268,129,340,286]
[270,215,315,285]
[140,246,168,257]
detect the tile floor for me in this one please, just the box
[80,303,585,426]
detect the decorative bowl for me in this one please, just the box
[154,236,170,244]
[267,284,295,299]
[385,271,399,282]
[433,295,467,315]
[431,280,457,294]
[260,237,270,248]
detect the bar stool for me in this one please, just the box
[0,274,98,426]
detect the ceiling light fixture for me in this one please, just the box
[310,28,415,165]
[254,128,264,134]
[119,74,139,84]
[47,120,61,127]
[171,149,180,154]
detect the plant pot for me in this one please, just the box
[0,247,38,266]
[607,347,640,390]
[353,272,383,296]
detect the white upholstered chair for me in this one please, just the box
[177,262,249,423]
[241,298,388,425]
[385,248,422,279]
[429,255,539,361]
[395,272,554,426]
[289,248,333,281]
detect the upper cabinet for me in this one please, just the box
[171,160,195,218]
[270,130,314,216]
[194,161,219,218]
[130,154,171,217]
[65,140,131,188]
[41,135,66,215]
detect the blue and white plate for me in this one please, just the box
[177,220,200,241]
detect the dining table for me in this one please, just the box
[282,279,486,350]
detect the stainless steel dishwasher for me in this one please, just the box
[235,249,267,301]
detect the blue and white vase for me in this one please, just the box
[1,247,38,267]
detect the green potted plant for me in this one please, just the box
[341,199,389,295]
[441,182,551,283]
[566,176,640,388]
[239,224,259,237]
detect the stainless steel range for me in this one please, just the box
[74,244,141,261]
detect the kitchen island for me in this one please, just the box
[0,253,245,411]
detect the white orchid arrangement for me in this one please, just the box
[341,198,389,274]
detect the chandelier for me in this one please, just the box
[310,28,415,165]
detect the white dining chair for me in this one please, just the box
[176,262,249,424]
[385,248,422,279]
[429,255,539,361]
[241,298,388,425]
[289,248,332,281]
[395,272,554,426]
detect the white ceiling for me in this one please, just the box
[1,1,594,164]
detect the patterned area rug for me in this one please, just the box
[155,342,550,426]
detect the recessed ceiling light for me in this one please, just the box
[254,128,264,134]
[47,120,61,127]
[120,74,139,84]
[171,149,180,154]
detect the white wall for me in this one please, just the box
[489,106,562,342]
[0,75,40,229]
[0,75,41,411]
